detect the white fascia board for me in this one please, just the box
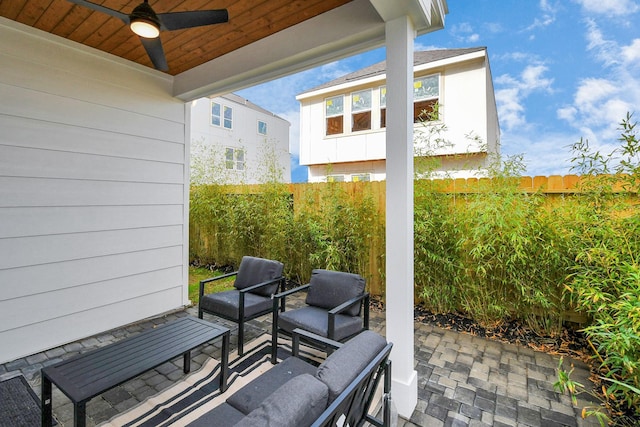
[297,48,485,101]
[414,49,486,74]
[296,74,387,101]
[173,0,385,101]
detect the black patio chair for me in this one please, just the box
[199,256,285,356]
[270,269,370,363]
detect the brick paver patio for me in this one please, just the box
[1,299,600,427]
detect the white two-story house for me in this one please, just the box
[297,47,500,182]
[191,93,291,184]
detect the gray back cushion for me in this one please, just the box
[315,330,387,402]
[233,374,328,427]
[305,269,365,316]
[234,256,284,297]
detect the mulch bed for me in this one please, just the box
[413,305,591,361]
[370,297,590,360]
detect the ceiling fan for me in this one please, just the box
[67,0,229,71]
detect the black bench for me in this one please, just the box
[41,316,230,427]
[187,328,393,427]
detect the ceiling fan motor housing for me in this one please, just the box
[130,1,160,32]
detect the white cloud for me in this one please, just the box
[280,110,300,156]
[495,64,554,131]
[573,0,639,16]
[450,22,480,43]
[557,20,640,147]
[484,22,503,34]
[523,0,557,32]
[584,19,622,66]
[501,130,577,176]
[621,38,640,64]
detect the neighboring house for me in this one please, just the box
[190,94,291,184]
[297,47,500,182]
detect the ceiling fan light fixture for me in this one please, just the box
[129,1,160,38]
[130,19,159,38]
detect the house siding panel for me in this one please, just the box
[0,20,188,363]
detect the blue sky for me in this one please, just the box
[237,0,640,182]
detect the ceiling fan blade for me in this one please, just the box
[66,0,129,23]
[158,9,229,31]
[139,36,168,71]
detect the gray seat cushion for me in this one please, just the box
[305,269,365,316]
[185,402,246,427]
[200,290,272,320]
[227,356,317,414]
[315,330,387,402]
[234,256,284,297]
[278,306,363,341]
[233,374,329,427]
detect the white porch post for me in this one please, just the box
[385,15,417,418]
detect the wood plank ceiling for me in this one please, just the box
[0,0,353,75]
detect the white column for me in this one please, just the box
[385,15,417,418]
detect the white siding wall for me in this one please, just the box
[190,96,291,184]
[0,19,189,363]
[436,58,488,155]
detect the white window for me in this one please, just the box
[380,86,387,128]
[351,89,372,132]
[212,102,233,129]
[223,105,233,129]
[325,95,344,135]
[258,120,267,135]
[225,148,245,170]
[351,173,370,182]
[211,101,221,126]
[413,74,439,122]
[326,174,345,182]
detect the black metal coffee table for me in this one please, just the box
[41,316,230,427]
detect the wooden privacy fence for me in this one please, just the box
[190,174,616,297]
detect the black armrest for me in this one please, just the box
[291,328,342,358]
[199,271,238,299]
[270,283,309,364]
[328,292,369,315]
[272,283,310,300]
[238,276,284,294]
[327,293,370,338]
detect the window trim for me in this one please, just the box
[380,86,387,128]
[325,95,344,136]
[225,147,245,171]
[351,89,372,132]
[351,173,371,182]
[413,74,440,123]
[223,105,233,130]
[211,101,221,127]
[257,120,267,135]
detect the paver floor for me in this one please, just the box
[1,299,601,427]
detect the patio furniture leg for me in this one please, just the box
[183,351,191,373]
[41,376,53,427]
[271,301,278,364]
[238,317,244,356]
[220,330,230,393]
[74,401,86,427]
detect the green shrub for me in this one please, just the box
[414,180,462,313]
[563,113,640,420]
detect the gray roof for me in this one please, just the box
[214,92,289,124]
[299,47,486,95]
